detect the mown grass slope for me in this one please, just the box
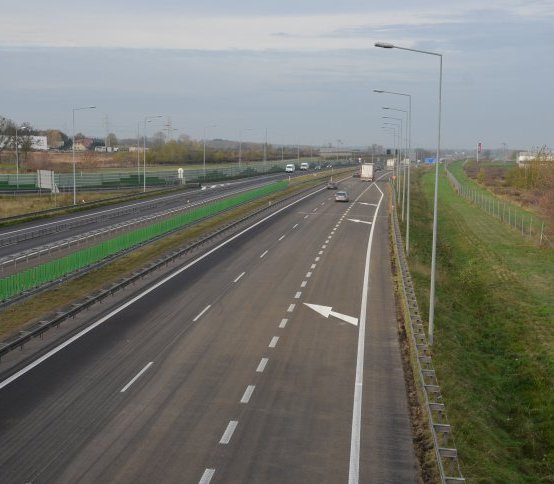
[404,166,554,481]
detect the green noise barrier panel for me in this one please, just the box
[0,181,287,301]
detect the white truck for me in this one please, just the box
[360,163,374,181]
[386,159,395,170]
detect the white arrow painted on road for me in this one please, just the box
[347,218,373,225]
[304,303,358,326]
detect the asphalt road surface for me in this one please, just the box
[0,176,418,483]
[0,172,293,260]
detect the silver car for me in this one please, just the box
[335,190,349,202]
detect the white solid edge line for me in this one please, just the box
[193,305,211,322]
[348,177,385,484]
[120,361,154,393]
[233,271,246,283]
[0,185,327,391]
[256,358,269,372]
[199,468,215,484]
[240,385,255,403]
[220,420,238,444]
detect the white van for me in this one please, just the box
[300,162,309,170]
[285,164,295,173]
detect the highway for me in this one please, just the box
[0,171,298,260]
[0,175,417,483]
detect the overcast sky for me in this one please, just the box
[1,0,553,151]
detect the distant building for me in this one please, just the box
[517,151,554,166]
[30,136,48,150]
[74,138,94,151]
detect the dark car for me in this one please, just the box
[327,181,338,189]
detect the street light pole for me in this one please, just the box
[72,105,96,205]
[203,124,216,180]
[382,124,399,182]
[375,41,443,345]
[143,115,163,192]
[383,116,403,197]
[239,128,253,170]
[375,89,413,255]
[384,107,408,221]
[15,125,28,191]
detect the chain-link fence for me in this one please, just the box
[445,163,550,247]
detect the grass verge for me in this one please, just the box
[405,166,554,481]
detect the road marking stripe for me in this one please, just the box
[349,180,384,483]
[120,362,154,393]
[233,272,246,283]
[304,215,309,219]
[257,358,269,372]
[306,271,312,278]
[279,318,288,328]
[193,305,211,322]
[220,420,238,444]
[294,291,302,299]
[310,264,316,269]
[278,235,285,241]
[293,224,299,229]
[199,468,215,484]
[301,281,307,287]
[287,304,295,313]
[260,250,269,258]
[269,336,279,348]
[315,256,320,261]
[240,385,255,403]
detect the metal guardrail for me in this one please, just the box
[390,185,465,484]
[0,180,329,362]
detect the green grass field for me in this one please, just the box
[404,166,554,481]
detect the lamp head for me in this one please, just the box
[375,42,395,49]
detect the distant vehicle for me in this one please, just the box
[353,169,361,178]
[285,164,295,173]
[360,163,374,181]
[327,181,337,189]
[386,159,395,170]
[335,190,349,202]
[314,165,321,170]
[300,162,310,170]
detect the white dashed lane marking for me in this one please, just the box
[257,358,269,372]
[240,385,255,404]
[269,336,279,348]
[219,421,238,444]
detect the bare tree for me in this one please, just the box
[0,116,15,161]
